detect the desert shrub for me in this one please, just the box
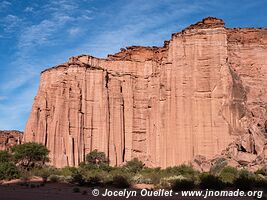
[59,166,77,177]
[112,175,130,188]
[254,175,267,189]
[71,170,85,186]
[199,173,224,190]
[210,158,228,175]
[0,150,11,163]
[37,169,50,182]
[219,166,238,185]
[86,150,108,166]
[48,175,60,183]
[132,174,155,184]
[171,179,195,191]
[19,170,32,182]
[72,187,80,193]
[163,165,198,179]
[11,142,49,170]
[80,162,112,172]
[255,167,267,176]
[0,162,19,180]
[138,167,162,185]
[98,163,113,171]
[234,170,255,190]
[107,167,129,179]
[160,175,188,189]
[33,166,58,182]
[123,158,144,173]
[78,166,114,186]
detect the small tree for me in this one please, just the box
[11,142,49,170]
[86,149,108,166]
[0,150,11,163]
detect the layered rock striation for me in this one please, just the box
[23,17,267,169]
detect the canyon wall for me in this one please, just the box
[0,130,22,151]
[23,17,267,169]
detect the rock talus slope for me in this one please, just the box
[23,17,267,169]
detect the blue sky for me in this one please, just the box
[0,0,266,131]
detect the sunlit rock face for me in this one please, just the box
[23,17,267,169]
[0,130,22,150]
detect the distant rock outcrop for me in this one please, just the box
[23,17,267,170]
[0,130,23,150]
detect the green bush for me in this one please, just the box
[171,179,195,191]
[59,166,77,177]
[137,167,162,185]
[33,167,58,182]
[255,167,267,176]
[219,166,238,185]
[234,170,255,190]
[0,162,19,180]
[199,173,224,190]
[19,170,32,182]
[163,165,198,178]
[49,175,60,183]
[112,175,130,188]
[71,170,85,186]
[123,158,144,173]
[0,150,11,163]
[160,175,187,189]
[254,175,267,189]
[80,162,113,172]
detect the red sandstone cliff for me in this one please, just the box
[23,17,267,170]
[0,130,22,150]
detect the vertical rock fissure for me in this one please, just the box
[44,96,48,147]
[121,84,126,163]
[72,137,75,166]
[105,72,111,161]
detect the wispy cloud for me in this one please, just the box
[0,0,11,10]
[24,6,34,13]
[68,27,82,36]
[1,14,23,33]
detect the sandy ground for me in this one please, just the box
[0,182,265,200]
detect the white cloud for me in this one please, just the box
[0,0,11,9]
[24,6,34,13]
[68,27,82,36]
[1,14,23,32]
[18,19,68,48]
